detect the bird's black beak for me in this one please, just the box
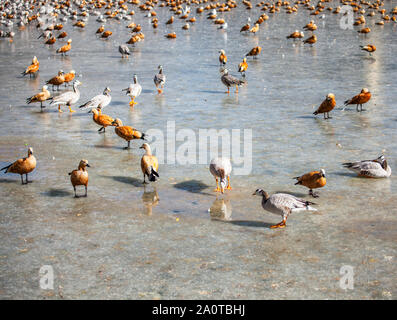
[86,164,91,167]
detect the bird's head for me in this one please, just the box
[361,88,369,93]
[79,159,90,168]
[28,147,34,156]
[103,87,111,95]
[112,118,122,127]
[252,188,268,197]
[42,85,48,90]
[320,169,326,177]
[327,93,335,100]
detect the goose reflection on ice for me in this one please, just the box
[208,197,232,221]
[142,186,160,216]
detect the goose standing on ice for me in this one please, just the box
[209,157,232,193]
[50,80,82,113]
[154,65,166,94]
[1,147,37,185]
[119,44,130,58]
[221,69,244,94]
[122,75,142,106]
[343,155,391,178]
[253,189,317,229]
[78,87,111,110]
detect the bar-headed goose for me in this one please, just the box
[253,189,317,229]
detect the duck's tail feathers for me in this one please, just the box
[0,164,12,173]
[149,167,159,182]
[26,97,32,104]
[342,162,353,168]
[344,99,351,106]
[78,101,90,109]
[294,178,301,185]
[313,110,318,115]
[141,133,147,140]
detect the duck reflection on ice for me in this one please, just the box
[208,197,232,221]
[142,186,160,216]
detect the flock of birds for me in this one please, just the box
[0,0,395,229]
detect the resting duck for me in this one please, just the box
[303,34,317,46]
[112,118,146,149]
[209,157,232,193]
[343,155,391,178]
[360,44,376,55]
[294,169,326,197]
[1,147,37,185]
[69,159,90,198]
[26,85,51,111]
[313,93,336,119]
[140,143,159,183]
[245,46,262,59]
[253,189,317,229]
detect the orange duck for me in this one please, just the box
[69,159,90,198]
[1,147,37,185]
[344,88,371,112]
[112,118,146,149]
[21,56,39,78]
[313,93,336,119]
[294,169,326,198]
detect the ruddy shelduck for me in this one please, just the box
[21,56,39,78]
[313,93,336,119]
[294,169,326,197]
[56,39,72,55]
[26,85,51,111]
[69,159,90,198]
[1,147,37,185]
[140,143,159,184]
[90,107,116,133]
[219,49,227,65]
[112,118,146,149]
[344,88,371,112]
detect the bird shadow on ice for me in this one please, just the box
[220,220,274,229]
[111,100,125,106]
[333,171,360,177]
[196,89,225,94]
[274,190,309,198]
[173,180,212,195]
[0,178,18,184]
[100,175,142,187]
[42,188,72,197]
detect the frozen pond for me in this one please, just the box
[0,0,396,299]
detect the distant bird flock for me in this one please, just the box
[0,0,395,229]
